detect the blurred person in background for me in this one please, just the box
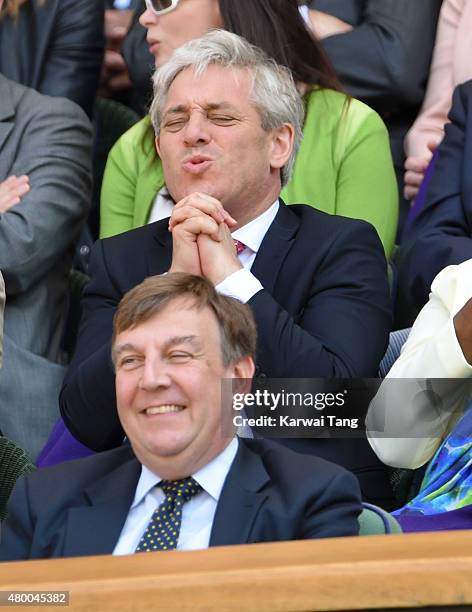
[304,0,442,228]
[0,73,93,460]
[404,0,472,202]
[100,0,147,105]
[0,0,104,118]
[396,81,472,322]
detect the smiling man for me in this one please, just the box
[60,30,394,506]
[0,274,362,560]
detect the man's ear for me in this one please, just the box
[269,123,295,172]
[231,355,255,389]
[155,134,161,158]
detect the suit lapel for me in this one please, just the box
[147,220,173,277]
[0,76,15,155]
[250,200,299,294]
[210,440,270,546]
[62,452,141,557]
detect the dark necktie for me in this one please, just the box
[135,477,202,553]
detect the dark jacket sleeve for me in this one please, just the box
[398,82,472,313]
[60,239,125,451]
[302,470,362,539]
[0,95,93,295]
[0,478,34,561]
[310,0,441,114]
[37,0,105,118]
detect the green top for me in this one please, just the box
[100,88,398,256]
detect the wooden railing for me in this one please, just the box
[1,531,472,611]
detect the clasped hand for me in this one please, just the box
[0,175,30,213]
[168,192,243,285]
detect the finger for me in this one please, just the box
[2,181,29,198]
[173,215,221,240]
[170,206,237,230]
[104,50,127,71]
[2,175,18,185]
[170,204,219,228]
[427,139,440,154]
[1,175,29,189]
[172,193,226,220]
[15,182,30,197]
[172,193,237,228]
[403,185,419,201]
[404,156,428,173]
[404,170,424,188]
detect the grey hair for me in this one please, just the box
[150,29,305,186]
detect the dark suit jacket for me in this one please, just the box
[309,0,442,170]
[0,439,362,560]
[398,81,472,317]
[60,202,394,507]
[0,0,104,118]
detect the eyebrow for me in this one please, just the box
[162,335,201,352]
[112,335,201,363]
[112,342,137,365]
[163,102,237,119]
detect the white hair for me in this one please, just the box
[150,29,304,186]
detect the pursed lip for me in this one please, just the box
[182,155,214,174]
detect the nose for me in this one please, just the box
[139,7,157,27]
[183,112,211,147]
[139,357,171,391]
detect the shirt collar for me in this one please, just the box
[131,438,239,508]
[231,200,279,255]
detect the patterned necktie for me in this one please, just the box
[234,239,246,255]
[135,477,202,553]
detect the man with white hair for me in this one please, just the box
[61,30,393,506]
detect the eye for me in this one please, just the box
[209,115,237,125]
[118,356,143,370]
[168,351,193,363]
[163,118,186,132]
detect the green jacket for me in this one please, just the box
[100,88,398,256]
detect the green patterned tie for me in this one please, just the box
[135,477,202,552]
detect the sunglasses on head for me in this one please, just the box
[144,0,181,16]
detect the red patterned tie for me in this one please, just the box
[234,239,246,255]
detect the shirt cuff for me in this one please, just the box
[216,268,263,303]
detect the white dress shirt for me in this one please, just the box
[113,438,239,555]
[216,200,279,303]
[366,260,472,469]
